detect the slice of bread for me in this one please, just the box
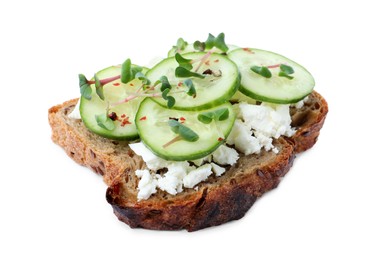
[48,91,328,231]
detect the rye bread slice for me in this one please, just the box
[48,91,328,231]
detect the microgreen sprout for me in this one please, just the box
[171,38,188,54]
[95,113,115,131]
[163,119,199,148]
[250,64,295,80]
[278,64,295,79]
[193,33,229,53]
[250,66,272,78]
[197,108,229,124]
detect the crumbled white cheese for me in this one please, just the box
[129,142,168,171]
[68,99,81,119]
[211,162,225,177]
[135,169,157,201]
[156,162,189,195]
[227,119,261,155]
[235,102,296,152]
[183,164,212,188]
[212,145,239,166]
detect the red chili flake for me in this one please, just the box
[113,82,120,86]
[214,59,219,63]
[130,83,134,86]
[178,82,183,87]
[205,60,210,66]
[243,48,254,54]
[121,116,131,127]
[218,137,224,142]
[121,114,126,118]
[179,117,186,122]
[140,116,147,121]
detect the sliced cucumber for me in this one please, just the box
[168,44,239,57]
[146,52,240,111]
[230,91,257,104]
[135,98,235,161]
[80,65,148,140]
[228,48,315,104]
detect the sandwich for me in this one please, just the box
[48,33,328,231]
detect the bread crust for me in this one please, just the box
[48,91,328,231]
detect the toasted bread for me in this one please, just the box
[48,90,328,231]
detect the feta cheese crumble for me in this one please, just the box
[227,102,296,155]
[129,142,237,200]
[68,99,81,119]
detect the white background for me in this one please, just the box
[1,0,374,259]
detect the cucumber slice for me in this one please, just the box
[146,52,240,111]
[136,98,235,161]
[228,48,315,104]
[230,91,257,104]
[80,65,148,140]
[167,44,239,57]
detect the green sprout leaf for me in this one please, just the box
[280,64,294,74]
[160,79,175,108]
[121,58,132,84]
[166,96,175,108]
[95,113,115,131]
[135,71,151,85]
[78,74,92,100]
[250,66,272,78]
[278,72,294,80]
[214,33,229,53]
[184,79,196,97]
[176,38,188,51]
[159,75,171,92]
[205,33,215,50]
[162,88,170,100]
[175,53,193,70]
[171,37,188,54]
[168,119,199,142]
[198,108,229,124]
[175,67,205,79]
[94,74,105,100]
[193,40,205,51]
[197,113,213,124]
[278,64,295,80]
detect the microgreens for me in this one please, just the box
[163,119,199,148]
[193,32,229,53]
[94,74,105,100]
[250,64,295,80]
[184,79,196,97]
[172,37,188,53]
[175,53,193,70]
[79,74,92,100]
[250,66,272,78]
[175,66,205,79]
[278,64,295,80]
[95,113,115,131]
[121,58,143,84]
[198,108,229,124]
[159,76,175,108]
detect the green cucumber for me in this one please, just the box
[80,65,148,140]
[228,48,315,104]
[135,98,235,161]
[146,52,240,111]
[167,44,239,57]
